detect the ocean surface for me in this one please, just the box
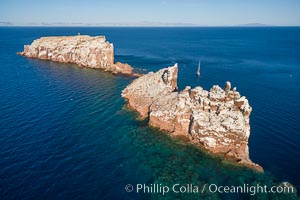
[0,27,299,200]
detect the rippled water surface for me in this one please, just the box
[0,27,299,199]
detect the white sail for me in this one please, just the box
[196,60,200,77]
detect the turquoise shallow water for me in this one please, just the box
[0,27,299,199]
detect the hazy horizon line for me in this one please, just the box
[1,21,300,27]
[1,25,300,28]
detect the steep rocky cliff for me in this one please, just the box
[18,35,134,75]
[122,64,178,118]
[122,64,262,171]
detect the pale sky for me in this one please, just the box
[0,0,300,26]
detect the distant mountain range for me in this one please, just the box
[0,21,13,26]
[0,21,197,27]
[0,21,292,27]
[236,23,271,27]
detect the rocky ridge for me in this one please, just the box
[18,35,134,75]
[122,63,263,171]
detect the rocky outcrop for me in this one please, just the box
[122,63,263,171]
[122,64,178,119]
[18,35,134,75]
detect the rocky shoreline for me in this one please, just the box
[18,35,137,76]
[122,64,263,171]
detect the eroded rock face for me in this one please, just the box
[122,64,178,119]
[122,63,262,171]
[18,35,134,75]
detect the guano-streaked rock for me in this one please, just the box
[18,35,135,76]
[122,64,178,119]
[122,63,263,171]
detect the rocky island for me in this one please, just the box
[18,35,262,171]
[122,64,263,171]
[18,35,135,76]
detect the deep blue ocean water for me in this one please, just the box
[0,27,299,200]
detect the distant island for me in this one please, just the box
[237,23,272,27]
[2,21,277,27]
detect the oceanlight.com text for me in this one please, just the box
[124,183,294,196]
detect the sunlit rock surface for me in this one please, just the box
[122,63,263,171]
[122,64,178,119]
[18,35,134,75]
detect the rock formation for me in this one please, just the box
[122,64,178,119]
[18,35,134,75]
[122,64,263,171]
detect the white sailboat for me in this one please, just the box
[196,60,200,78]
